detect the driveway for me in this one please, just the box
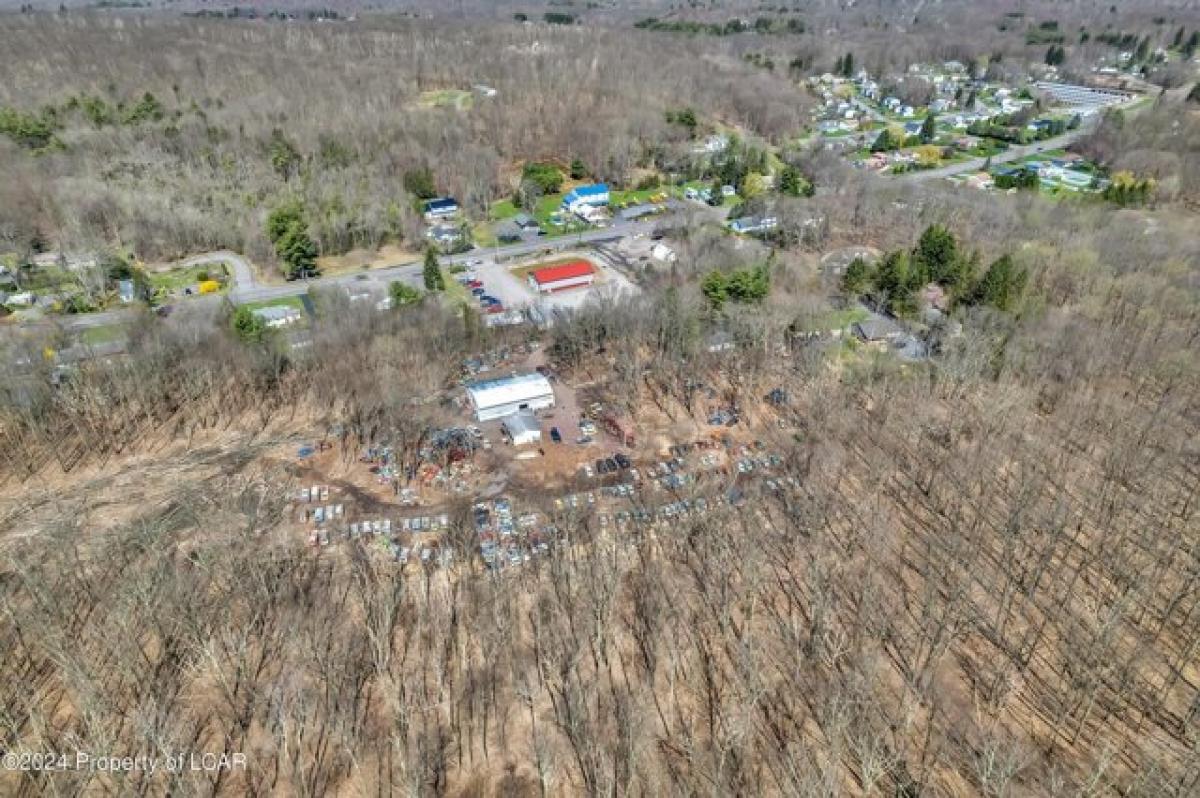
[169,250,258,290]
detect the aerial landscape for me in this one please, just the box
[0,0,1198,794]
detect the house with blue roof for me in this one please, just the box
[422,197,459,222]
[562,183,609,214]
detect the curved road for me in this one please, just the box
[52,214,705,331]
[171,250,258,290]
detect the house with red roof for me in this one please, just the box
[527,260,596,294]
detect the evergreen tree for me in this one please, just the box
[232,306,266,343]
[839,52,854,77]
[268,128,301,180]
[422,248,444,291]
[840,256,871,296]
[970,254,1027,311]
[569,157,588,179]
[701,270,728,310]
[871,127,899,152]
[277,225,317,278]
[871,250,917,314]
[265,201,317,278]
[919,112,937,144]
[389,281,421,306]
[402,167,438,199]
[911,224,959,285]
[779,165,814,197]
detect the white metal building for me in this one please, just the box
[502,411,542,446]
[466,373,555,422]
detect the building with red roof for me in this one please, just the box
[527,260,596,294]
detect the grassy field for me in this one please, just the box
[490,194,591,236]
[809,306,870,331]
[147,262,229,293]
[440,269,472,307]
[418,89,473,110]
[77,323,129,346]
[241,295,307,314]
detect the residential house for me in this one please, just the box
[252,305,302,328]
[117,279,136,303]
[561,183,610,214]
[853,317,904,344]
[422,197,459,222]
[728,217,778,234]
[426,224,463,247]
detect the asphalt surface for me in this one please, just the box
[899,125,1095,182]
[47,217,679,332]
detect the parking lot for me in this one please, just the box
[456,250,639,316]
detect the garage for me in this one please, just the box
[466,372,555,422]
[527,260,596,294]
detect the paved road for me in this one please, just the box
[898,126,1094,182]
[226,222,660,304]
[47,217,682,331]
[900,92,1156,183]
[172,250,257,290]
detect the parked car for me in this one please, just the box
[595,458,609,474]
[480,295,500,305]
[615,453,631,469]
[550,427,562,443]
[486,304,505,314]
[471,287,486,296]
[604,457,619,473]
[467,280,484,288]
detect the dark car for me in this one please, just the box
[550,427,562,443]
[604,457,619,473]
[615,453,631,469]
[595,458,609,474]
[480,295,500,305]
[471,287,486,296]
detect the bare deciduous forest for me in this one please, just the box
[0,12,812,261]
[2,2,1200,796]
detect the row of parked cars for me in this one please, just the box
[459,271,506,315]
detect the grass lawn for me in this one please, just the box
[819,306,870,330]
[439,269,472,307]
[609,187,664,206]
[77,323,129,346]
[472,222,499,249]
[418,89,472,110]
[241,295,306,314]
[147,262,229,293]
[490,193,564,226]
